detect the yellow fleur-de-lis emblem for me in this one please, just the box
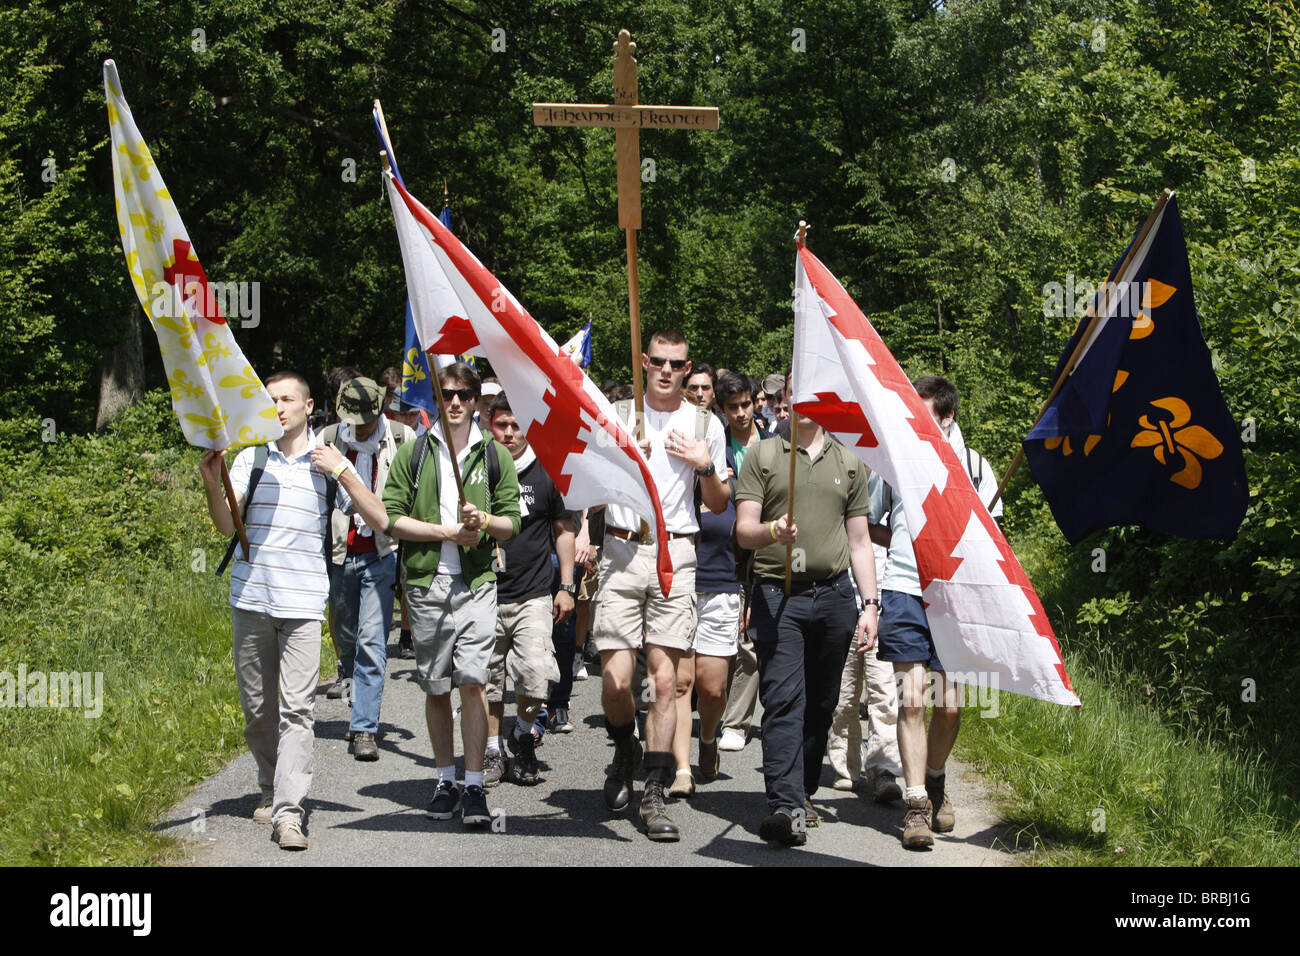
[128,209,165,242]
[1129,278,1176,340]
[258,406,279,420]
[402,347,428,390]
[196,332,232,368]
[1130,397,1223,489]
[219,365,263,399]
[118,138,157,182]
[168,368,202,402]
[184,405,229,440]
[237,426,270,446]
[1043,370,1130,457]
[155,311,198,350]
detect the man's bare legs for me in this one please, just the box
[427,684,489,774]
[671,651,696,780]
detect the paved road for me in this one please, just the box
[161,636,1014,867]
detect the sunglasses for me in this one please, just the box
[443,388,477,403]
[647,356,688,370]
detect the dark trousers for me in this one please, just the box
[751,573,857,813]
[548,564,579,710]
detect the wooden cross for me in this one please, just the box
[533,29,720,433]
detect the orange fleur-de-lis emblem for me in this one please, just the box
[1130,397,1223,489]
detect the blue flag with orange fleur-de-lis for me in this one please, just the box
[1024,194,1247,543]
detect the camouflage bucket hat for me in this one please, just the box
[336,376,384,425]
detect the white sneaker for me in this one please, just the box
[718,729,747,752]
[573,653,588,681]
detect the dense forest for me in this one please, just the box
[3,0,1298,782]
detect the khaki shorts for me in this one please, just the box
[486,595,561,703]
[591,534,697,653]
[407,574,496,696]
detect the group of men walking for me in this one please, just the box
[199,330,1002,854]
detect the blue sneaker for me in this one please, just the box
[425,780,460,820]
[462,784,492,827]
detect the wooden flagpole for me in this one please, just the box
[785,220,808,594]
[220,456,250,559]
[382,148,467,506]
[988,188,1174,511]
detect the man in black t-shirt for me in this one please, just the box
[483,393,577,785]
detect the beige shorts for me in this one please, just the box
[591,533,697,653]
[407,575,496,696]
[487,595,561,703]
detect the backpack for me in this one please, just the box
[215,444,338,576]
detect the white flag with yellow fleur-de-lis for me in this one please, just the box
[103,59,282,450]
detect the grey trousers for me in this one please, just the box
[232,607,320,826]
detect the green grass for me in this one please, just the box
[0,393,337,865]
[951,521,1300,866]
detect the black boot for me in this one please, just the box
[639,752,681,842]
[603,722,642,811]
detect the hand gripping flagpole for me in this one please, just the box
[785,220,809,594]
[988,188,1175,512]
[220,455,250,559]
[382,150,467,508]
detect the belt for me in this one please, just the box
[757,570,851,595]
[607,527,695,545]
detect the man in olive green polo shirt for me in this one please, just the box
[734,413,880,847]
[379,362,520,828]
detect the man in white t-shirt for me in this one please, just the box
[593,329,729,841]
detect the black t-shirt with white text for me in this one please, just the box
[497,456,573,604]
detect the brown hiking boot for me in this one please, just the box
[902,797,934,849]
[926,774,955,832]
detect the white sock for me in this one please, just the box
[465,770,484,789]
[437,765,456,785]
[926,764,945,780]
[905,785,927,802]
[485,737,500,755]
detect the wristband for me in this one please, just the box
[863,597,881,609]
[479,510,490,528]
[769,520,778,541]
[330,461,347,478]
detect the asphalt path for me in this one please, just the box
[161,633,1014,867]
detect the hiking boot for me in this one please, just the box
[698,737,720,781]
[803,798,820,828]
[272,819,308,850]
[603,735,643,812]
[926,774,955,832]
[462,784,492,828]
[668,769,695,799]
[398,630,415,660]
[483,749,506,788]
[326,677,349,700]
[759,809,806,847]
[870,768,903,804]
[549,707,575,733]
[638,780,680,841]
[252,791,274,825]
[511,730,541,786]
[425,780,460,820]
[351,731,379,762]
[902,797,935,849]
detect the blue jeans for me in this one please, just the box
[329,550,398,733]
[751,572,857,813]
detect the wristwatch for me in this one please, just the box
[695,464,716,477]
[559,583,577,595]
[862,597,882,609]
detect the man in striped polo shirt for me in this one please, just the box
[201,370,391,852]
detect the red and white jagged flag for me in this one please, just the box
[792,239,1078,706]
[383,171,675,595]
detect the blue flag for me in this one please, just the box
[374,111,435,414]
[1024,195,1247,543]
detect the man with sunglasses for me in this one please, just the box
[379,362,521,829]
[592,330,730,841]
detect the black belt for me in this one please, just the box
[757,570,851,595]
[607,527,695,544]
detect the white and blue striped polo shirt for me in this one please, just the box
[228,430,356,620]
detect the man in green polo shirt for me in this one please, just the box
[734,412,880,847]
[378,362,520,829]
